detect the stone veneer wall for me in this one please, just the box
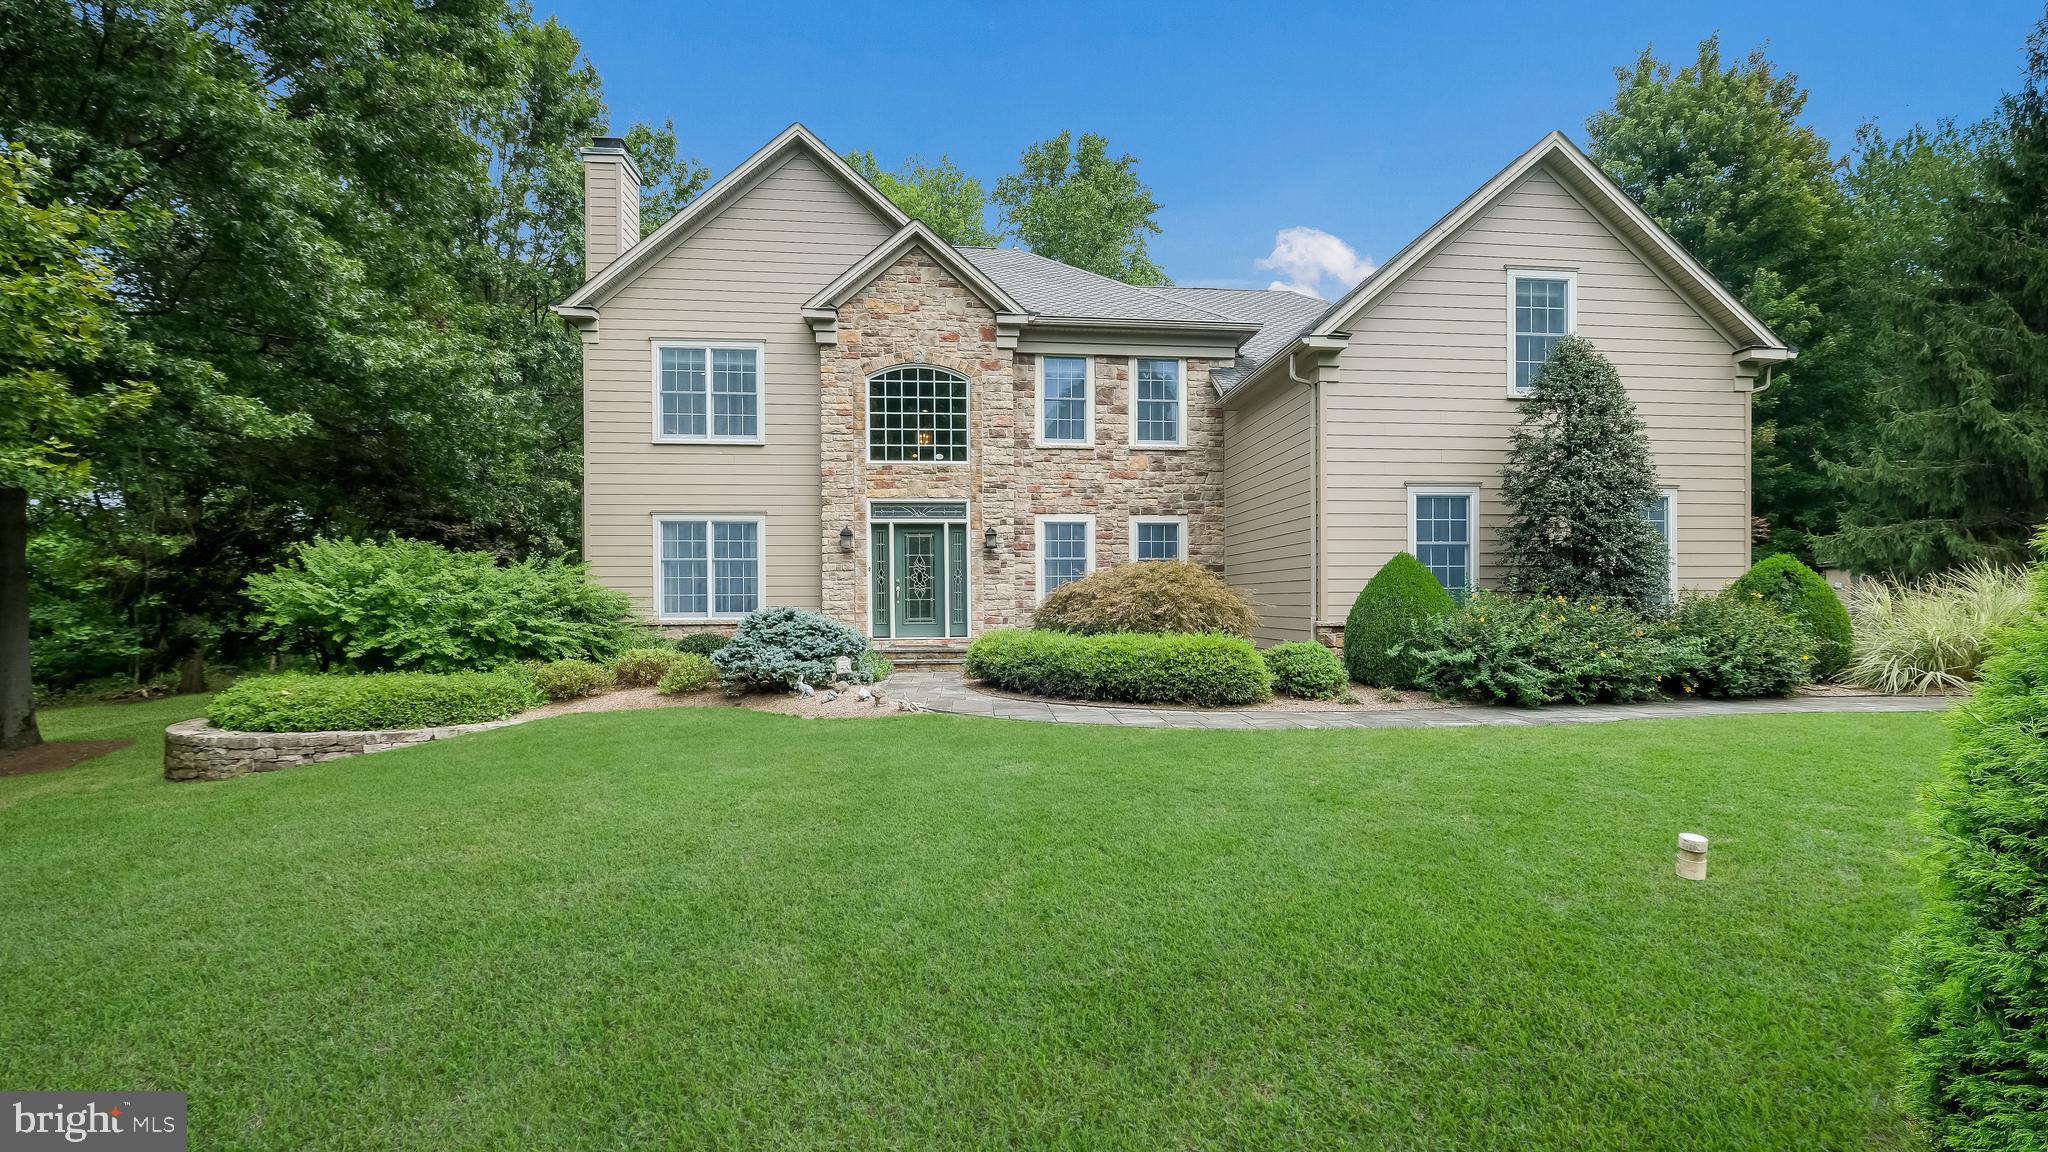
[818,247,1229,634]
[163,716,526,781]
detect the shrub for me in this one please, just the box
[710,607,870,692]
[527,659,615,701]
[1264,642,1350,700]
[1033,561,1257,638]
[655,654,717,695]
[207,672,541,733]
[1343,552,1456,687]
[1893,534,2048,1148]
[672,632,729,658]
[1729,554,1853,678]
[610,647,688,688]
[1664,594,1814,698]
[1404,592,1668,706]
[1846,564,2033,694]
[1497,335,1670,610]
[861,651,893,684]
[244,537,635,673]
[965,629,1271,707]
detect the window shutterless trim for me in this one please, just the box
[649,514,767,622]
[650,340,767,444]
[865,363,971,465]
[1129,515,1189,562]
[1504,268,1576,399]
[1405,484,1480,594]
[1035,355,1094,447]
[1653,488,1678,599]
[1034,514,1097,602]
[1129,357,1188,448]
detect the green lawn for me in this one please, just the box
[0,697,1945,1150]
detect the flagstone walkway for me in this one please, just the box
[883,671,1954,730]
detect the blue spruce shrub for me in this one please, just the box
[710,607,871,693]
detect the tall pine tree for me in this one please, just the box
[1497,337,1669,610]
[1822,17,2048,575]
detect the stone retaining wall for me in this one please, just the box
[163,716,527,782]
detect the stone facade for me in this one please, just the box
[818,247,1229,638]
[163,716,527,782]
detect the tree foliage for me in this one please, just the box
[993,131,1166,285]
[1497,337,1669,610]
[1822,18,2048,576]
[845,150,999,247]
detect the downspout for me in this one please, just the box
[1746,364,1776,396]
[1289,349,1321,645]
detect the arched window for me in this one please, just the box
[867,365,968,463]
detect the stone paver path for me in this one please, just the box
[885,670,1952,730]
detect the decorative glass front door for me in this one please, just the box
[893,527,943,637]
[869,510,970,640]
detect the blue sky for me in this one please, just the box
[539,0,2042,296]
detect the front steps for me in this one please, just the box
[875,641,970,670]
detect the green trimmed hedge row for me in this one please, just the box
[965,629,1272,707]
[1264,641,1349,700]
[207,672,542,733]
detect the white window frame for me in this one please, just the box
[1406,485,1480,596]
[650,340,766,444]
[864,363,972,466]
[1649,488,1679,600]
[1129,515,1189,562]
[1036,355,1094,448]
[1129,357,1188,448]
[1505,268,1577,398]
[1035,514,1097,602]
[650,514,768,622]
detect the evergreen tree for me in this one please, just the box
[1822,18,2048,576]
[1497,337,1669,610]
[993,131,1165,285]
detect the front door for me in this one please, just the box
[891,525,946,638]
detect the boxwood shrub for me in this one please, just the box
[207,672,542,733]
[655,653,717,695]
[965,629,1271,707]
[672,632,729,658]
[1264,641,1350,700]
[1729,554,1851,678]
[1033,561,1257,638]
[527,659,615,701]
[1344,553,1456,688]
[610,647,689,688]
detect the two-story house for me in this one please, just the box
[555,124,1790,654]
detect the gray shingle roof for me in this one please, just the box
[955,248,1236,324]
[1152,287,1328,387]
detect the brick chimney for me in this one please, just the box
[578,136,641,281]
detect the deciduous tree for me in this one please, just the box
[993,131,1165,285]
[845,151,998,247]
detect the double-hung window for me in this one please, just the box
[1133,358,1184,447]
[1409,488,1477,598]
[1645,490,1678,603]
[1036,516,1095,600]
[655,342,762,442]
[1039,356,1092,445]
[1131,516,1187,562]
[655,517,762,620]
[1509,270,1574,395]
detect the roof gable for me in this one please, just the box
[560,123,908,310]
[805,223,1024,317]
[1310,132,1788,352]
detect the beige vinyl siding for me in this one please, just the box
[582,152,897,618]
[1223,378,1316,645]
[1319,163,1751,623]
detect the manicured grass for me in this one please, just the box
[0,699,1945,1150]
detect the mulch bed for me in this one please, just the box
[0,739,133,778]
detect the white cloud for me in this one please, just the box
[1255,227,1374,301]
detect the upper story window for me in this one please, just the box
[1133,358,1184,447]
[869,365,968,463]
[1410,487,1477,598]
[655,342,762,442]
[656,516,762,620]
[1509,270,1575,395]
[1039,356,1092,446]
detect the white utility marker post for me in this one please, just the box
[1676,833,1709,881]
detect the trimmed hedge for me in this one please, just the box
[527,659,614,701]
[655,653,717,695]
[965,629,1271,707]
[1033,561,1257,638]
[1344,553,1456,688]
[207,672,541,733]
[610,647,689,688]
[1264,642,1350,700]
[1893,534,2048,1147]
[1729,554,1851,679]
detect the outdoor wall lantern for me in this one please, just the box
[839,525,855,552]
[983,526,999,552]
